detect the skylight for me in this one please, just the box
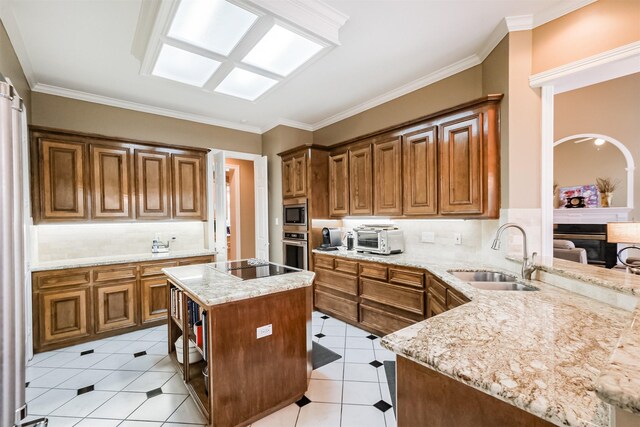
[242,25,324,76]
[151,44,221,87]
[214,68,277,101]
[167,0,258,56]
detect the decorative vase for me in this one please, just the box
[600,192,612,207]
[606,193,613,207]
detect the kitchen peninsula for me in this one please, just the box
[162,260,314,427]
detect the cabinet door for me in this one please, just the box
[282,158,295,198]
[427,291,446,318]
[135,150,171,219]
[349,144,373,215]
[374,136,402,215]
[439,114,482,214]
[40,287,90,346]
[292,153,307,197]
[329,152,349,216]
[40,139,88,220]
[172,153,205,219]
[403,127,437,215]
[91,145,132,219]
[95,281,136,333]
[141,277,168,323]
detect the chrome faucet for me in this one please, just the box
[491,223,537,280]
[151,238,170,254]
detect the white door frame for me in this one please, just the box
[530,41,640,259]
[226,164,242,259]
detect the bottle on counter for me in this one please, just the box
[346,232,354,250]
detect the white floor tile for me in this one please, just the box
[346,325,370,337]
[59,341,103,354]
[28,388,77,415]
[345,337,375,350]
[91,353,135,370]
[343,363,379,382]
[162,424,205,427]
[119,421,162,427]
[27,351,60,366]
[26,366,53,382]
[74,418,121,427]
[28,368,84,388]
[251,403,299,427]
[146,343,169,356]
[127,394,187,422]
[344,348,376,364]
[312,318,323,326]
[25,387,50,402]
[320,326,346,337]
[385,408,397,427]
[89,391,148,419]
[123,371,174,392]
[51,390,117,417]
[378,365,389,383]
[24,415,81,427]
[161,373,188,394]
[323,318,346,327]
[305,379,342,404]
[380,381,393,404]
[33,352,82,368]
[93,340,132,354]
[114,340,156,354]
[140,330,167,342]
[57,369,113,390]
[116,330,155,341]
[317,336,345,348]
[342,381,382,405]
[310,362,344,381]
[94,370,144,391]
[374,348,397,361]
[296,402,341,427]
[148,356,177,372]
[62,352,110,369]
[166,397,207,424]
[341,404,386,427]
[120,354,165,371]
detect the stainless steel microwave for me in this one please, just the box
[283,203,307,227]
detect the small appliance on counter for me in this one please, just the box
[317,227,342,251]
[354,224,404,255]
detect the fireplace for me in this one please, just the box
[553,224,618,268]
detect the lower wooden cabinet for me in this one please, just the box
[40,287,91,344]
[359,303,415,335]
[314,289,358,323]
[141,277,169,323]
[95,281,136,333]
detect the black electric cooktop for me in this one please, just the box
[210,259,297,280]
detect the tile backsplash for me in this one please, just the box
[32,221,208,262]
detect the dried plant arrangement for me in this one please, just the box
[595,177,620,194]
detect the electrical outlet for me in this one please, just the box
[421,232,435,243]
[275,217,279,226]
[256,324,272,339]
[454,233,462,245]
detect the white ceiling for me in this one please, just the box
[1,0,593,134]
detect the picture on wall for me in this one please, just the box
[559,185,599,208]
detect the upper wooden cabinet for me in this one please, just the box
[30,128,208,223]
[282,157,295,198]
[374,135,402,216]
[329,152,349,217]
[172,153,206,219]
[91,145,132,220]
[349,144,373,215]
[38,138,88,221]
[403,127,437,216]
[282,153,307,199]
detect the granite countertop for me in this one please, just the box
[30,249,218,272]
[313,248,639,427]
[162,260,315,307]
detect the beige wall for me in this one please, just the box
[0,19,30,119]
[226,158,256,258]
[532,0,640,74]
[261,125,313,263]
[31,92,262,153]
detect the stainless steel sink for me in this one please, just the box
[448,270,539,291]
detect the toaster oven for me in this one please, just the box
[354,226,404,255]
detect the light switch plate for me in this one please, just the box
[275,217,279,226]
[257,324,272,339]
[421,232,435,243]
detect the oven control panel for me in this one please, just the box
[284,232,307,241]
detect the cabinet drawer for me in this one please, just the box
[359,263,388,281]
[335,259,358,275]
[359,303,414,336]
[93,265,137,283]
[389,268,424,289]
[315,268,358,296]
[427,291,447,317]
[360,278,424,315]
[140,261,179,277]
[427,277,447,302]
[314,255,334,270]
[447,288,468,310]
[34,269,91,290]
[178,256,215,266]
[315,289,358,323]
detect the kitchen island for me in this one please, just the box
[162,260,314,427]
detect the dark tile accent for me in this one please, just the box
[320,315,330,320]
[366,334,378,340]
[77,385,94,396]
[314,333,326,339]
[146,387,163,399]
[295,395,311,408]
[134,351,147,358]
[373,400,392,412]
[369,360,383,368]
[25,382,29,388]
[80,349,94,356]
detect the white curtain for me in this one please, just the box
[0,77,27,427]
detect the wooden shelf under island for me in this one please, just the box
[163,260,315,427]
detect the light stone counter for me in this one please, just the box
[30,249,218,272]
[313,248,639,427]
[162,261,314,307]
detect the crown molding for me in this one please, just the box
[532,0,597,28]
[32,83,263,134]
[311,54,482,131]
[261,119,314,133]
[505,15,533,31]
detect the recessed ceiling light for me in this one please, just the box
[168,0,258,56]
[242,25,324,76]
[152,44,221,86]
[214,68,278,101]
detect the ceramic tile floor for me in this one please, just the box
[23,311,396,427]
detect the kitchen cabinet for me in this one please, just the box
[135,149,172,219]
[426,276,469,317]
[95,281,136,333]
[281,153,307,199]
[403,127,437,215]
[282,157,294,198]
[39,287,91,345]
[349,144,373,215]
[91,144,133,219]
[374,135,403,216]
[329,152,349,216]
[172,153,206,219]
[141,277,169,324]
